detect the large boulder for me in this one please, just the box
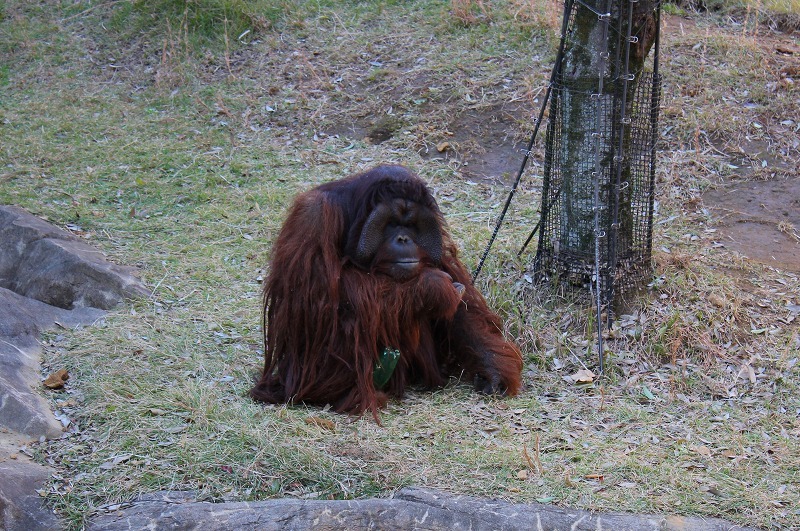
[0,205,149,531]
[0,458,61,531]
[85,487,755,531]
[0,287,105,439]
[0,205,149,309]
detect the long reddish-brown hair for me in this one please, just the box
[251,166,522,416]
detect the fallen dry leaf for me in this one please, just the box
[436,141,451,153]
[305,416,336,431]
[570,369,596,384]
[43,369,69,389]
[691,445,712,457]
[708,293,727,308]
[775,43,798,55]
[99,454,132,470]
[742,363,756,384]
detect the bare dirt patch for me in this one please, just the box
[688,23,800,273]
[325,102,533,184]
[704,176,800,271]
[701,133,800,271]
[419,103,531,183]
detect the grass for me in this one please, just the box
[669,0,800,30]
[1,0,798,529]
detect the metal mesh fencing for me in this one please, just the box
[533,0,662,309]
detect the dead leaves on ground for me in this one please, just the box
[568,369,596,385]
[305,416,336,431]
[43,369,69,389]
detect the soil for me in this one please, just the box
[704,176,800,271]
[325,102,533,185]
[417,103,532,184]
[702,135,800,272]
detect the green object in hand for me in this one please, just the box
[373,347,401,389]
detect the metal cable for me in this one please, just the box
[471,0,575,282]
[592,0,612,374]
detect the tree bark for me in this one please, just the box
[555,0,658,259]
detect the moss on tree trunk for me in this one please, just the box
[556,0,658,257]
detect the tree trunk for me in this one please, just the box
[555,0,658,260]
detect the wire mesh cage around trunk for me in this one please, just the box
[533,0,662,309]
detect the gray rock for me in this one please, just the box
[0,357,63,439]
[0,205,149,310]
[0,459,61,531]
[0,286,106,342]
[0,287,105,439]
[86,487,755,531]
[0,205,150,531]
